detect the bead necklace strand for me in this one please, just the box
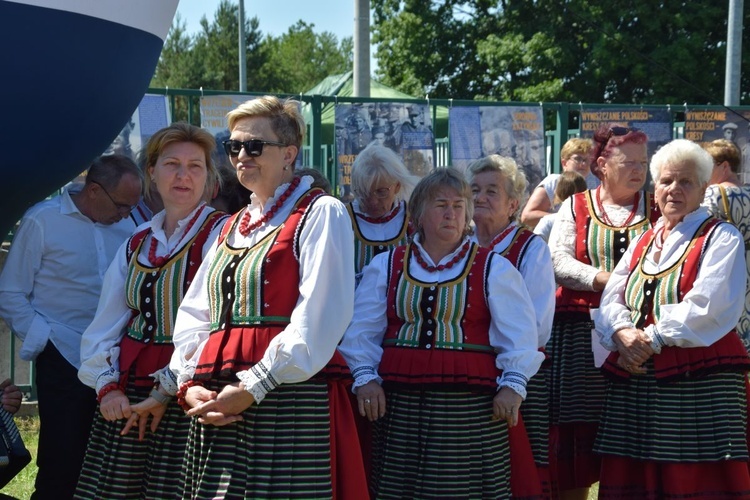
[239,177,300,236]
[148,203,207,267]
[356,202,401,224]
[595,187,640,227]
[411,240,471,272]
[487,223,516,249]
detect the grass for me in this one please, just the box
[1,416,39,500]
[0,415,599,500]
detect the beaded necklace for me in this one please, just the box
[486,222,516,249]
[595,187,640,227]
[412,239,471,272]
[148,203,206,267]
[356,202,400,224]
[239,177,300,236]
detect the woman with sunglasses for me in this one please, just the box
[339,167,543,499]
[468,154,555,499]
[348,144,418,286]
[593,139,750,498]
[76,123,227,499]
[546,124,660,500]
[167,96,367,499]
[521,137,600,228]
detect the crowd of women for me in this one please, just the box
[63,95,750,499]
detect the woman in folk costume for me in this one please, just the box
[76,123,227,499]
[593,139,750,498]
[547,124,660,500]
[339,167,543,499]
[168,96,367,499]
[348,143,418,286]
[468,154,555,499]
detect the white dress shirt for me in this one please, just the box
[78,204,225,390]
[473,221,555,347]
[0,187,135,367]
[169,176,355,403]
[593,207,746,351]
[338,234,544,399]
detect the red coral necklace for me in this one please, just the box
[148,203,206,267]
[411,240,471,272]
[238,177,300,236]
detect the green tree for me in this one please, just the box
[258,21,353,93]
[373,0,734,104]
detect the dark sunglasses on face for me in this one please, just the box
[222,139,287,157]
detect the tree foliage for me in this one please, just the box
[151,0,352,95]
[372,0,741,104]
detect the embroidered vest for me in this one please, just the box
[498,226,537,269]
[602,217,750,381]
[347,202,410,276]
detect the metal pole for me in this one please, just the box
[238,0,247,92]
[353,0,370,97]
[725,0,743,106]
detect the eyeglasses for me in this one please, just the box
[91,180,137,214]
[354,185,397,199]
[568,155,588,164]
[223,139,287,158]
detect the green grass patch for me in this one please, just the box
[1,416,39,500]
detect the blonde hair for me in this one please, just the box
[351,144,418,203]
[140,122,219,204]
[560,137,593,161]
[226,96,305,150]
[704,139,741,174]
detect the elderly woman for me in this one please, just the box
[521,137,599,228]
[349,143,417,284]
[593,139,750,498]
[339,167,543,499]
[468,154,555,498]
[76,123,226,499]
[702,139,750,351]
[168,96,366,499]
[547,124,659,500]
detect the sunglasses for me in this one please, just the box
[223,139,287,157]
[605,126,637,141]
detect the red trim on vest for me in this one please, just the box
[556,191,658,314]
[501,226,536,269]
[377,244,500,390]
[193,189,331,379]
[119,210,227,387]
[602,217,750,381]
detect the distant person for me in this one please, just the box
[701,138,750,351]
[210,162,251,214]
[534,171,588,242]
[723,121,738,145]
[521,137,600,228]
[0,154,141,500]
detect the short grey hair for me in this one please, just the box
[650,139,713,185]
[351,144,418,202]
[466,155,528,221]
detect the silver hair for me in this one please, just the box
[351,144,418,202]
[466,155,528,221]
[650,139,713,185]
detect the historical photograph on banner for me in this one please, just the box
[449,106,545,191]
[335,102,434,200]
[579,107,673,163]
[103,94,170,161]
[684,109,750,182]
[200,94,250,171]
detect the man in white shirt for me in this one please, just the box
[0,154,141,499]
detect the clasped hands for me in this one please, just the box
[613,327,654,374]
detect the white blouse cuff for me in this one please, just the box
[95,367,119,393]
[237,361,280,405]
[151,367,179,396]
[644,324,667,354]
[351,366,382,391]
[497,371,528,400]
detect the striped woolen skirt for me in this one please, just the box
[180,379,335,500]
[547,312,606,424]
[371,387,511,500]
[595,364,750,498]
[75,381,189,499]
